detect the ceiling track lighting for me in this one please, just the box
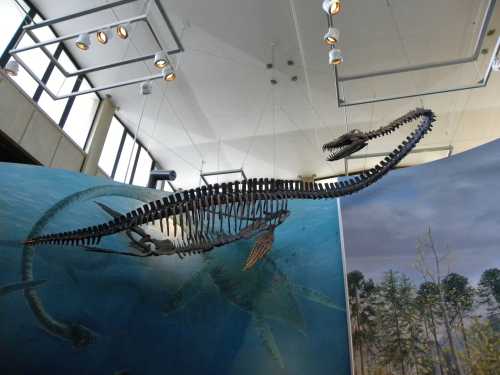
[324,27,339,46]
[322,0,341,16]
[76,33,91,51]
[116,23,129,39]
[96,28,112,44]
[329,48,343,65]
[4,59,19,76]
[162,66,176,81]
[154,50,170,69]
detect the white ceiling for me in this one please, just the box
[31,0,500,188]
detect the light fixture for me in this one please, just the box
[322,0,341,16]
[162,66,176,81]
[493,58,500,72]
[329,48,343,65]
[96,28,112,44]
[154,50,169,69]
[116,23,129,39]
[140,80,153,95]
[76,33,91,51]
[324,27,339,45]
[4,59,19,76]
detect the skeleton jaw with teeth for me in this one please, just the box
[322,129,369,161]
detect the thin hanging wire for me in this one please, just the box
[279,106,337,175]
[241,88,272,169]
[385,0,424,108]
[447,3,484,153]
[124,94,149,181]
[340,82,349,176]
[273,83,277,178]
[217,138,221,183]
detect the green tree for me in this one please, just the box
[416,281,446,375]
[478,268,500,326]
[373,270,424,375]
[415,228,464,375]
[348,271,377,375]
[461,319,500,375]
[442,273,475,360]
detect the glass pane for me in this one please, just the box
[114,135,137,183]
[0,0,26,57]
[57,50,77,73]
[30,15,59,54]
[10,64,38,97]
[38,57,76,123]
[10,35,50,96]
[132,149,153,187]
[63,79,100,149]
[98,117,124,176]
[38,90,68,124]
[44,51,76,95]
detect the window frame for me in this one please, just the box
[1,0,160,183]
[0,0,101,146]
[109,114,156,184]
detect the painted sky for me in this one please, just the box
[341,138,500,285]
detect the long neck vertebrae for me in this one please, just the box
[26,108,436,247]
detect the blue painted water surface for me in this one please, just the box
[0,163,350,375]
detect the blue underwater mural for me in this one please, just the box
[0,163,350,375]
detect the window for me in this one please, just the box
[30,15,59,54]
[9,34,49,97]
[1,1,160,181]
[114,135,138,183]
[132,148,153,187]
[98,117,124,176]
[2,4,100,147]
[63,79,99,149]
[38,51,78,123]
[0,0,28,57]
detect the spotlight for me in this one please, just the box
[324,27,339,45]
[116,23,129,39]
[76,33,91,51]
[154,51,169,69]
[329,48,343,65]
[493,58,500,72]
[162,66,176,81]
[4,59,19,76]
[140,80,153,95]
[96,28,112,44]
[322,0,341,16]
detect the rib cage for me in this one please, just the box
[26,108,436,248]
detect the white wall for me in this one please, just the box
[0,71,108,177]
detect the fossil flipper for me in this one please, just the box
[243,227,275,271]
[254,313,285,369]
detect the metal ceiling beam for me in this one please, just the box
[338,0,496,82]
[11,15,147,54]
[8,0,184,100]
[11,52,164,100]
[336,36,500,107]
[200,169,248,186]
[22,0,141,31]
[345,145,453,160]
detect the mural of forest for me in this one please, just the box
[341,139,500,375]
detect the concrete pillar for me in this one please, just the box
[81,96,115,176]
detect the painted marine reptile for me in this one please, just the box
[25,108,436,270]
